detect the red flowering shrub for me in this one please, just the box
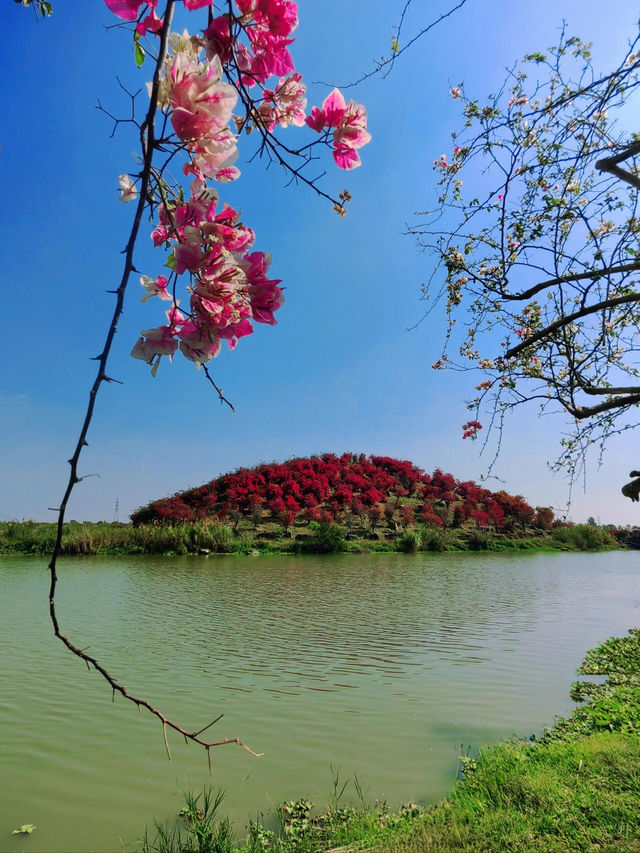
[130,453,542,534]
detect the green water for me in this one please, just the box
[1,550,638,852]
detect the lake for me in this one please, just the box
[1,550,638,851]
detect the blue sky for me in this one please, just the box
[3,0,640,525]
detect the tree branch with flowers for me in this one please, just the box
[411,27,640,487]
[40,0,370,763]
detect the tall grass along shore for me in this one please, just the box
[0,518,622,557]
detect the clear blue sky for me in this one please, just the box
[3,0,639,525]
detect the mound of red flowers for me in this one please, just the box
[131,453,553,533]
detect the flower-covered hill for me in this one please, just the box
[131,453,554,533]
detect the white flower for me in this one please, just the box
[118,174,137,203]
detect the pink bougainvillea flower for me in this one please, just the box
[104,0,147,21]
[214,165,242,183]
[306,88,370,170]
[332,145,361,170]
[140,274,172,302]
[185,128,239,181]
[166,305,185,328]
[305,106,326,132]
[169,57,237,142]
[183,0,212,9]
[259,72,306,131]
[136,8,163,36]
[245,32,295,83]
[131,326,179,369]
[333,102,371,150]
[100,0,370,371]
[321,88,347,127]
[236,0,299,37]
[203,15,233,64]
[176,320,221,366]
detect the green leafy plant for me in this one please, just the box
[12,824,36,835]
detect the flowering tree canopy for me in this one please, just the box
[414,30,640,483]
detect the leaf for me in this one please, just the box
[134,42,145,68]
[12,825,36,835]
[165,250,176,270]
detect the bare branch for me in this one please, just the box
[321,0,470,89]
[505,292,640,358]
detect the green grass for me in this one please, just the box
[139,628,640,853]
[0,519,621,557]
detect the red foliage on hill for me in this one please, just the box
[131,452,551,532]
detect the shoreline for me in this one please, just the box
[0,519,624,557]
[141,628,640,852]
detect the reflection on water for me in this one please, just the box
[1,550,638,852]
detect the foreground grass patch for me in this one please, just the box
[396,733,640,853]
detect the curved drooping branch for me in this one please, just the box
[45,0,372,762]
[46,3,263,762]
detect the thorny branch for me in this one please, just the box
[47,2,262,763]
[45,0,369,761]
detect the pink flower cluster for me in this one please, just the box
[104,0,370,372]
[156,36,240,183]
[201,0,298,85]
[306,88,371,170]
[258,72,307,132]
[462,420,483,440]
[105,0,212,22]
[132,187,283,369]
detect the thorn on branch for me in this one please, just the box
[193,714,224,738]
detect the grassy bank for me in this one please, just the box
[139,629,640,852]
[0,519,622,557]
